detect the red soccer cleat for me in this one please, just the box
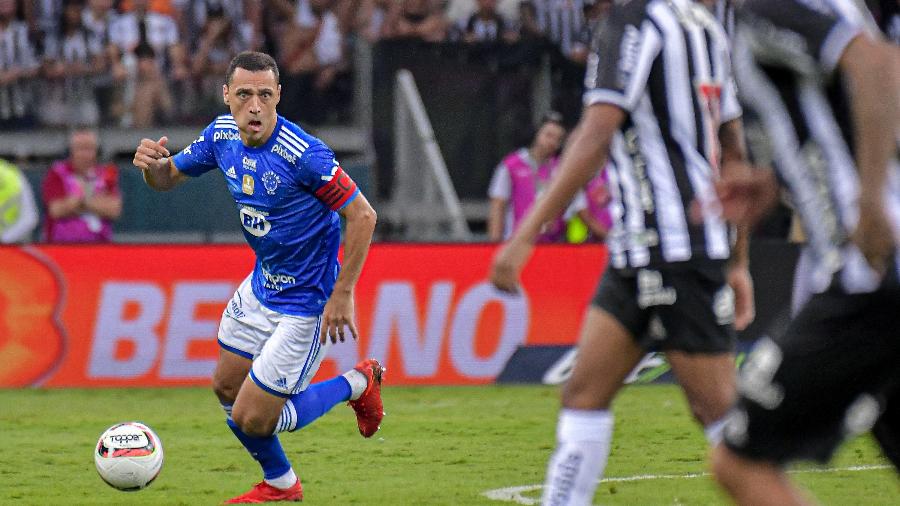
[348,358,385,438]
[224,480,303,504]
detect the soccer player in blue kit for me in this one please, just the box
[131,51,382,504]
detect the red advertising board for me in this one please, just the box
[0,244,606,387]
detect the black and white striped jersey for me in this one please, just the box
[714,0,735,39]
[584,0,740,269]
[732,0,900,294]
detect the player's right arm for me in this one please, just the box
[132,136,188,191]
[840,35,899,275]
[490,2,654,293]
[134,122,220,191]
[739,0,899,273]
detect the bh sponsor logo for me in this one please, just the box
[242,156,257,172]
[262,266,296,289]
[272,144,297,164]
[214,130,241,142]
[239,207,270,237]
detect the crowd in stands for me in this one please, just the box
[0,0,623,130]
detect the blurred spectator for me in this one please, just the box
[42,129,121,243]
[555,0,610,123]
[191,1,251,116]
[356,0,393,42]
[83,0,123,125]
[39,0,103,127]
[23,0,62,43]
[383,0,448,42]
[119,0,179,16]
[568,0,610,64]
[487,111,566,242]
[0,0,39,128]
[109,0,187,126]
[462,0,517,43]
[273,0,350,125]
[521,0,583,54]
[0,157,38,243]
[183,0,255,51]
[445,0,520,30]
[565,165,611,243]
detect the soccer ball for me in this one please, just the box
[94,422,164,491]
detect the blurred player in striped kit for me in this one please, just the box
[709,1,900,504]
[491,1,756,503]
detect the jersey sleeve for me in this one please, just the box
[582,3,662,112]
[488,163,511,200]
[297,143,359,211]
[172,123,218,177]
[737,0,865,74]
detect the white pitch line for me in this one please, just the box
[482,464,892,505]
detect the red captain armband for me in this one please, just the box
[314,166,358,210]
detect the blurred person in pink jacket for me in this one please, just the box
[42,129,122,243]
[488,111,567,242]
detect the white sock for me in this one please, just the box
[265,468,297,490]
[704,417,727,445]
[542,409,614,506]
[343,369,368,401]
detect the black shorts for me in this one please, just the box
[724,277,900,466]
[591,260,736,354]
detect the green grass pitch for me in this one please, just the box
[0,385,896,505]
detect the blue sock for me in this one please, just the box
[223,404,291,481]
[275,376,352,433]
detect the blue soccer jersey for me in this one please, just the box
[172,114,359,316]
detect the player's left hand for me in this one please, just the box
[490,239,534,294]
[321,289,358,344]
[726,265,755,331]
[712,169,779,227]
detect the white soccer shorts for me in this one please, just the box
[218,275,328,397]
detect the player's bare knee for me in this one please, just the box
[688,400,728,427]
[685,387,733,426]
[232,409,275,438]
[212,375,241,404]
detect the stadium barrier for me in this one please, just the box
[0,244,607,388]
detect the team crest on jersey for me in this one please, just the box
[242,156,257,172]
[262,170,281,195]
[239,206,270,237]
[242,174,254,195]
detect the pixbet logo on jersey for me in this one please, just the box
[214,130,241,142]
[239,207,271,237]
[271,144,297,164]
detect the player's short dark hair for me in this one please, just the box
[226,51,280,85]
